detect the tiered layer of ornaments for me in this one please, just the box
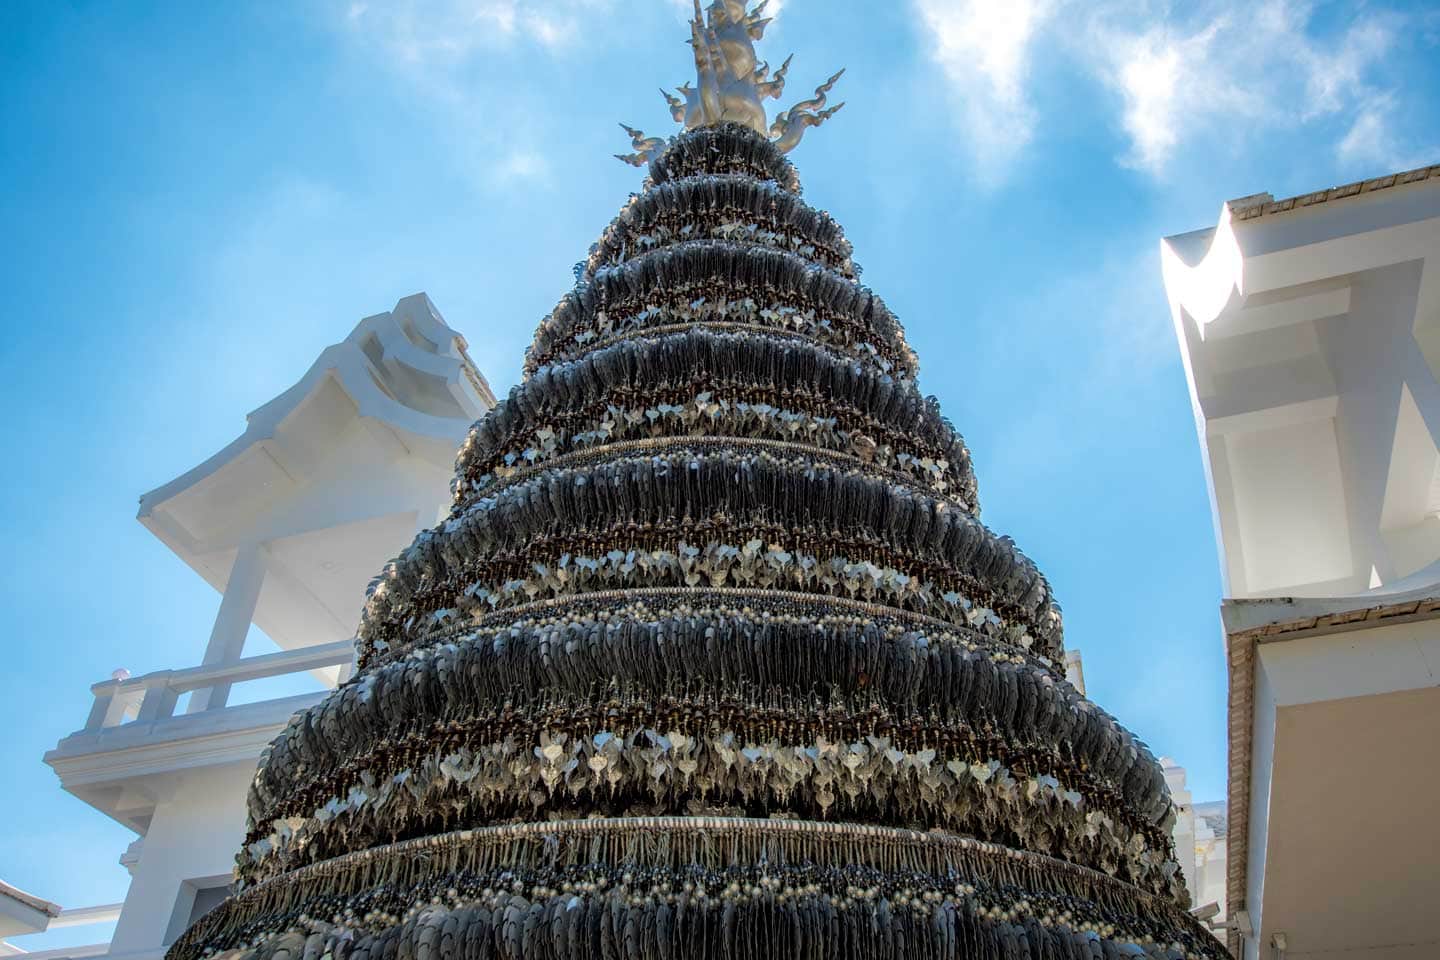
[172,125,1226,960]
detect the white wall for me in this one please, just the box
[106,765,253,960]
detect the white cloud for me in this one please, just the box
[342,0,612,63]
[1087,15,1246,175]
[1337,94,1436,173]
[493,148,550,183]
[1079,0,1401,176]
[328,0,609,194]
[1299,19,1394,118]
[912,0,1052,182]
[1110,32,1182,174]
[910,0,1418,180]
[1338,96,1397,169]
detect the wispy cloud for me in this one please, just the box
[493,148,550,184]
[1079,0,1400,176]
[1337,93,1436,173]
[911,0,1051,183]
[1338,104,1395,169]
[329,0,609,192]
[1092,17,1235,175]
[343,0,612,62]
[910,0,1421,181]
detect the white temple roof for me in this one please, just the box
[136,293,494,653]
[0,880,61,938]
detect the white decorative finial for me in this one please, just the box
[615,123,667,167]
[112,668,132,681]
[619,0,844,163]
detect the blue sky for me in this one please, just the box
[2,0,1437,942]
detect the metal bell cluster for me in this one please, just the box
[524,239,917,378]
[584,175,856,278]
[354,448,1063,666]
[451,329,976,510]
[169,124,1225,960]
[245,600,1174,878]
[172,820,1225,960]
[645,124,802,194]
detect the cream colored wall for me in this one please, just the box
[1242,616,1440,959]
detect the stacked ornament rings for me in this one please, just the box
[174,122,1218,960]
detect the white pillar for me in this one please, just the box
[106,766,253,955]
[1063,649,1086,695]
[187,543,266,713]
[1164,761,1198,902]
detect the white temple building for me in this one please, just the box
[1162,163,1440,959]
[25,294,494,960]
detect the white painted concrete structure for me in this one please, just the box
[1163,164,1440,959]
[40,294,494,960]
[1161,762,1227,931]
[0,883,61,941]
[0,883,120,960]
[1067,654,1228,938]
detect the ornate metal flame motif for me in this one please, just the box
[616,0,844,165]
[165,9,1229,959]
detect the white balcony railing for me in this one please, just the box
[82,641,354,733]
[0,903,123,960]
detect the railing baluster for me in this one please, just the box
[86,684,144,730]
[76,640,356,736]
[85,687,119,732]
[134,673,179,723]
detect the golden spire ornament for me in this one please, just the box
[616,0,845,166]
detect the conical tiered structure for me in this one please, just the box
[171,7,1225,960]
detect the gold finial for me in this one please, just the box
[618,1,844,164]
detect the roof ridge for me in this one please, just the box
[1226,162,1440,221]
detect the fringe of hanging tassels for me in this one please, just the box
[356,451,1061,661]
[646,123,803,194]
[525,240,916,378]
[452,327,975,513]
[170,819,1226,960]
[255,609,1167,830]
[239,697,1178,892]
[585,173,855,277]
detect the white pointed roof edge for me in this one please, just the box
[139,293,491,525]
[1160,162,1440,341]
[0,881,61,940]
[136,293,495,585]
[0,882,60,921]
